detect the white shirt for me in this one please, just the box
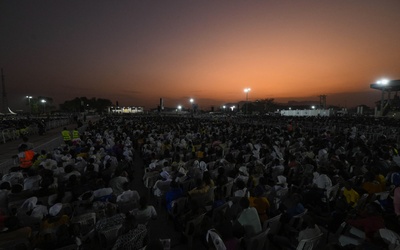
[237,207,262,237]
[109,176,129,195]
[132,206,157,224]
[23,175,42,191]
[117,190,140,203]
[93,187,113,198]
[313,173,332,189]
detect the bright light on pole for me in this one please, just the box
[376,78,389,85]
[244,88,251,114]
[376,78,390,116]
[311,105,315,110]
[189,98,195,114]
[26,96,32,113]
[177,105,182,111]
[41,99,47,113]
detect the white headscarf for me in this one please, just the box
[206,229,226,250]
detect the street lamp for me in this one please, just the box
[244,88,251,114]
[177,105,182,112]
[311,105,316,110]
[26,96,32,113]
[376,78,390,116]
[41,99,47,113]
[189,98,195,114]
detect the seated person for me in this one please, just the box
[116,182,140,204]
[165,181,183,213]
[236,197,261,238]
[234,179,249,198]
[346,202,385,240]
[188,178,210,196]
[249,189,270,223]
[342,181,360,208]
[113,214,147,250]
[131,196,157,225]
[271,214,321,249]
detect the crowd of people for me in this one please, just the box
[0,114,399,250]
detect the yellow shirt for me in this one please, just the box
[343,188,360,207]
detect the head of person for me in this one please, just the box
[344,181,353,191]
[18,144,28,152]
[303,214,316,228]
[236,179,246,190]
[170,180,179,189]
[0,181,11,190]
[139,196,148,210]
[217,167,225,176]
[122,213,138,233]
[239,197,250,209]
[195,178,205,188]
[203,171,212,184]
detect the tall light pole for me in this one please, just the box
[189,98,194,114]
[376,78,389,116]
[26,96,32,114]
[41,99,46,114]
[244,88,251,114]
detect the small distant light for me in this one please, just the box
[311,106,315,109]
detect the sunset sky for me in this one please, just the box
[1,0,400,111]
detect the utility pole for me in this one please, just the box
[1,68,8,114]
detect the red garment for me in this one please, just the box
[19,150,35,168]
[347,215,385,239]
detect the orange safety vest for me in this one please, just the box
[20,150,35,168]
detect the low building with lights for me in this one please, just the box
[108,106,144,114]
[280,109,333,117]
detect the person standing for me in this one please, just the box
[72,128,80,142]
[61,127,72,145]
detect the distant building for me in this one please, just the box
[108,106,144,114]
[280,109,333,117]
